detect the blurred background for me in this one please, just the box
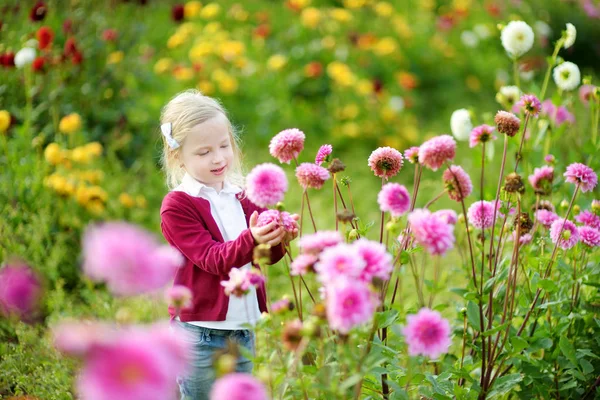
[1,0,599,397]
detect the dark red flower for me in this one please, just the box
[304,61,323,78]
[373,78,384,94]
[71,50,83,65]
[1,52,15,68]
[64,37,77,56]
[171,4,184,22]
[62,19,73,35]
[36,26,54,50]
[32,56,45,72]
[102,28,118,42]
[29,1,47,22]
[253,24,270,39]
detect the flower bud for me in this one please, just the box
[115,307,132,324]
[348,228,359,242]
[514,212,533,234]
[592,200,600,215]
[562,230,571,240]
[572,205,580,215]
[504,172,525,194]
[560,200,569,209]
[328,158,346,173]
[336,209,355,223]
[275,202,286,211]
[215,354,237,376]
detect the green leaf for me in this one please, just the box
[466,301,481,330]
[537,278,558,293]
[375,309,399,329]
[487,373,523,397]
[580,358,594,375]
[559,336,579,367]
[482,321,510,337]
[511,336,529,353]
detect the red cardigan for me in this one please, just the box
[160,191,285,322]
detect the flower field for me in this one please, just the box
[1,0,600,399]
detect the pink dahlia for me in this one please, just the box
[271,297,293,313]
[467,201,497,229]
[368,147,404,179]
[443,165,473,202]
[0,262,42,322]
[290,253,317,276]
[564,163,598,193]
[377,183,411,217]
[402,308,451,359]
[579,84,595,106]
[269,128,305,164]
[354,238,393,282]
[82,222,183,296]
[433,209,458,225]
[575,210,600,229]
[53,320,114,358]
[579,226,600,247]
[210,373,268,400]
[257,209,297,232]
[408,209,455,255]
[418,135,456,171]
[512,232,533,246]
[494,110,521,137]
[541,100,575,126]
[295,162,330,189]
[528,166,554,195]
[315,244,365,283]
[536,209,559,228]
[326,279,378,334]
[404,147,420,164]
[298,231,343,255]
[246,163,288,207]
[315,144,333,166]
[165,285,192,312]
[220,268,264,297]
[516,94,542,116]
[550,218,579,250]
[545,154,556,164]
[469,124,496,148]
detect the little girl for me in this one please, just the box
[159,89,297,400]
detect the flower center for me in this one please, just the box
[119,363,145,385]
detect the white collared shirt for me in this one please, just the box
[174,173,261,330]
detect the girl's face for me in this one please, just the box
[180,113,234,191]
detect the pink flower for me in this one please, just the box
[354,239,393,282]
[418,135,456,171]
[536,209,559,228]
[564,163,598,193]
[528,166,554,195]
[516,94,542,116]
[402,308,451,359]
[269,128,305,164]
[545,154,556,164]
[82,223,183,296]
[326,279,378,334]
[165,285,192,311]
[550,218,579,250]
[575,210,600,229]
[443,165,473,202]
[494,110,520,137]
[404,147,420,164]
[315,244,365,283]
[257,210,297,232]
[271,297,293,313]
[408,209,455,255]
[377,183,411,217]
[315,144,333,166]
[298,231,343,255]
[541,100,574,126]
[53,320,114,358]
[211,373,268,400]
[246,163,288,207]
[290,253,317,276]
[469,125,496,148]
[368,147,404,179]
[295,163,330,189]
[77,323,190,400]
[433,209,458,225]
[0,262,42,322]
[579,84,595,106]
[512,232,533,246]
[467,201,497,229]
[579,226,600,247]
[221,268,264,297]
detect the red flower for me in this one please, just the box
[1,52,15,68]
[64,38,77,56]
[32,56,45,72]
[29,1,47,22]
[71,50,83,65]
[36,26,54,50]
[485,2,501,17]
[304,62,323,78]
[102,29,118,42]
[62,19,73,35]
[373,78,383,94]
[253,24,271,39]
[171,4,184,22]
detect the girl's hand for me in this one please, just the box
[249,211,286,246]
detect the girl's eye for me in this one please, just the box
[198,152,208,156]
[221,144,229,148]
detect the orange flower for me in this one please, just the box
[396,71,418,91]
[36,26,54,50]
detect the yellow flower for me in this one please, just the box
[327,62,356,86]
[136,195,147,208]
[343,0,366,8]
[44,143,64,165]
[119,193,136,208]
[374,2,394,16]
[373,37,397,56]
[321,36,336,49]
[453,0,471,12]
[233,57,248,69]
[85,142,103,157]
[267,54,287,71]
[184,1,202,18]
[167,34,186,49]
[341,104,360,119]
[380,136,402,149]
[87,201,105,215]
[392,16,413,39]
[218,76,239,94]
[71,147,92,164]
[154,58,173,75]
[203,22,221,34]
[197,80,215,95]
[289,0,311,9]
[301,8,321,29]
[466,75,481,92]
[356,79,373,95]
[174,67,195,81]
[189,42,214,62]
[380,106,396,122]
[341,122,360,138]
[59,113,82,135]
[229,4,249,21]
[219,40,245,61]
[330,8,352,22]
[0,110,11,133]
[211,68,229,82]
[200,3,220,19]
[107,51,124,64]
[76,185,108,209]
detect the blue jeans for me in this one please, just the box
[174,320,255,400]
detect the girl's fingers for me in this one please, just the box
[260,227,284,242]
[255,221,278,235]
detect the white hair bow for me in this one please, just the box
[161,122,180,150]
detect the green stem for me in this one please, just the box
[539,39,564,101]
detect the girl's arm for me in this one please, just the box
[161,209,255,276]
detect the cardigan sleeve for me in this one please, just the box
[161,207,256,277]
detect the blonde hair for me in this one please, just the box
[160,89,245,190]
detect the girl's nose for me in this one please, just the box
[212,152,225,164]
